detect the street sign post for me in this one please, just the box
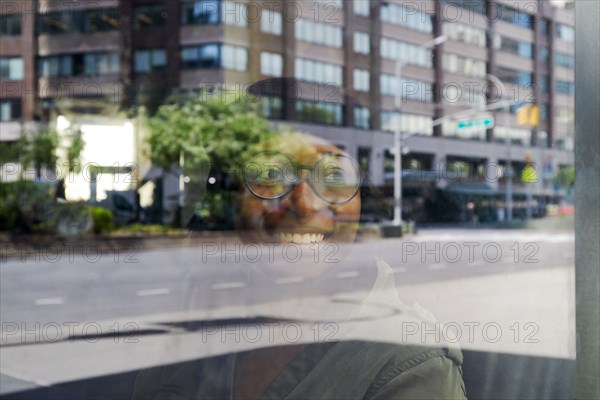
[456,114,495,130]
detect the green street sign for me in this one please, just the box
[456,114,495,130]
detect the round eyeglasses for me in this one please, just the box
[243,151,361,205]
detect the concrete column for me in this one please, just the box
[575,2,600,399]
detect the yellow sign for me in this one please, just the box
[522,165,538,183]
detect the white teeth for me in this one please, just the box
[274,232,326,244]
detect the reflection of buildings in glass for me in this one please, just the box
[0,0,574,222]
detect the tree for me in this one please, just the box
[65,128,85,173]
[24,129,59,180]
[146,91,277,227]
[554,165,575,188]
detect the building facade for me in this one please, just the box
[1,0,575,221]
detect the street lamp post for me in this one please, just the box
[487,74,513,222]
[392,35,447,228]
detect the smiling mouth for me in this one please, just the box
[271,232,330,244]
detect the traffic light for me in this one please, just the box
[528,105,539,127]
[517,104,531,126]
[517,104,540,127]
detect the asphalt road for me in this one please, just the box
[1,229,574,328]
[0,228,576,397]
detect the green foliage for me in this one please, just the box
[66,129,85,173]
[0,137,28,164]
[146,92,276,175]
[146,91,278,229]
[114,223,184,235]
[90,207,115,234]
[0,181,55,232]
[553,166,575,188]
[24,130,59,174]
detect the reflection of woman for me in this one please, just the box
[133,132,466,399]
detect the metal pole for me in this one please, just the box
[487,74,513,222]
[505,102,513,222]
[392,36,446,227]
[393,60,403,226]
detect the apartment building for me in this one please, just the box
[0,0,575,220]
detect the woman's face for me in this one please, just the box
[235,134,361,249]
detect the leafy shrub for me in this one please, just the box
[0,181,55,232]
[90,207,115,234]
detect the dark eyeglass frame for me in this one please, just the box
[243,151,362,205]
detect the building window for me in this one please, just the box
[555,52,575,69]
[555,24,575,42]
[0,57,24,80]
[181,0,220,25]
[540,103,549,122]
[261,97,282,119]
[134,49,167,73]
[540,75,549,92]
[381,111,399,132]
[381,38,433,67]
[37,55,73,77]
[260,52,283,77]
[181,44,247,71]
[444,0,486,14]
[556,80,575,96]
[539,18,550,35]
[442,85,486,109]
[380,75,434,102]
[0,99,21,122]
[353,69,370,92]
[84,53,120,76]
[442,53,486,78]
[381,3,433,33]
[37,8,119,34]
[496,4,533,29]
[182,44,219,68]
[354,107,370,129]
[353,0,370,16]
[295,19,343,48]
[0,14,21,35]
[261,10,282,35]
[494,126,531,146]
[494,36,533,59]
[134,4,167,28]
[442,22,486,47]
[221,44,247,71]
[296,100,343,126]
[38,53,119,77]
[353,31,370,54]
[221,1,247,27]
[381,111,433,135]
[540,46,549,63]
[181,0,246,27]
[495,67,533,87]
[295,58,343,86]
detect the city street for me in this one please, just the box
[0,229,575,396]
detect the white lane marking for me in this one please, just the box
[34,297,63,305]
[428,264,447,270]
[276,276,304,284]
[392,266,407,273]
[337,271,359,279]
[136,288,170,297]
[211,281,245,290]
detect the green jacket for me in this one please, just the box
[132,258,467,399]
[132,340,466,399]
